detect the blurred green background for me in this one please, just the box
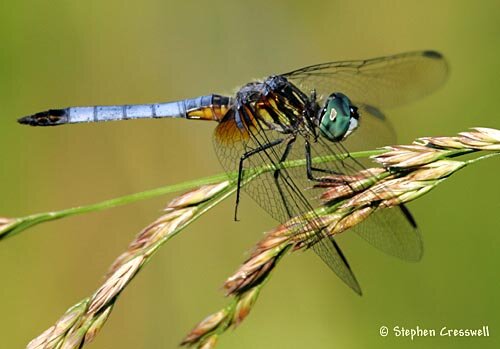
[1,0,499,348]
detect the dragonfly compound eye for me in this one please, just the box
[319,93,354,142]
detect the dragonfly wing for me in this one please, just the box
[214,110,301,221]
[214,108,363,294]
[313,234,362,295]
[315,138,424,262]
[213,86,423,293]
[341,103,398,155]
[282,50,448,108]
[270,153,363,294]
[216,112,424,286]
[352,206,423,262]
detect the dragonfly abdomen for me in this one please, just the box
[18,95,232,126]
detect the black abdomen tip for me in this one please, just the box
[18,109,68,126]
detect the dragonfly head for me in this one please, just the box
[319,93,360,142]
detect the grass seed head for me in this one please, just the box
[84,306,113,344]
[181,310,227,346]
[27,300,89,349]
[199,335,219,349]
[233,288,260,326]
[373,145,444,168]
[166,182,230,210]
[0,217,19,239]
[408,160,466,181]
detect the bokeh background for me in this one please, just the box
[1,1,499,348]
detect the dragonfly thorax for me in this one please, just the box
[318,92,360,142]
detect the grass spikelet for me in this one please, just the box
[16,128,498,349]
[27,182,232,349]
[182,128,499,348]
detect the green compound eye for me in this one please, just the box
[319,93,359,142]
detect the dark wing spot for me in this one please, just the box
[422,50,443,59]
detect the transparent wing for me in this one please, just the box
[326,106,424,261]
[214,108,363,294]
[213,83,425,293]
[282,50,448,108]
[310,133,423,263]
[354,205,423,262]
[313,236,362,294]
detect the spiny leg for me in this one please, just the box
[273,136,297,219]
[305,141,343,182]
[235,138,284,221]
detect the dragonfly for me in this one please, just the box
[19,50,448,295]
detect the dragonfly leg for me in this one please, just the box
[273,136,297,218]
[305,141,342,182]
[235,138,284,221]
